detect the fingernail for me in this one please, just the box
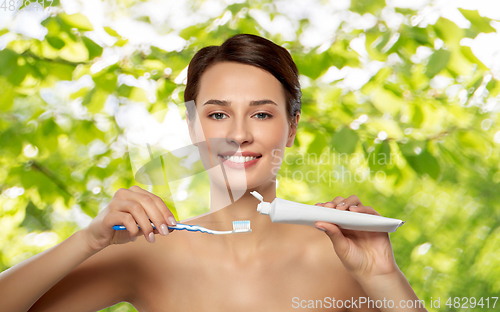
[160,224,169,236]
[316,226,326,231]
[132,236,137,242]
[168,216,177,226]
[350,205,358,208]
[337,202,345,206]
[148,232,155,243]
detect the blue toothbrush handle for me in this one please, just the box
[112,223,202,232]
[112,225,130,230]
[113,223,161,231]
[113,223,219,234]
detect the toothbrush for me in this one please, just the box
[112,220,252,235]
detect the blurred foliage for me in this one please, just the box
[1,0,500,311]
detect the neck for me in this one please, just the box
[205,179,289,260]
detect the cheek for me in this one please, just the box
[254,124,288,164]
[196,118,226,139]
[257,119,289,146]
[192,121,210,143]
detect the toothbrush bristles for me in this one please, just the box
[232,220,251,231]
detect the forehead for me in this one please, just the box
[197,62,285,105]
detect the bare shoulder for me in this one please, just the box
[124,214,218,308]
[292,225,372,296]
[128,213,212,279]
[29,233,148,311]
[290,224,340,264]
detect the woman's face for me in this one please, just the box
[187,61,299,192]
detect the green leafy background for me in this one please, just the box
[1,0,500,311]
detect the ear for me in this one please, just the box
[286,112,300,148]
[185,110,198,147]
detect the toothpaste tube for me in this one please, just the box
[250,191,405,232]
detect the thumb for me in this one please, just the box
[316,222,350,257]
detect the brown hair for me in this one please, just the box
[183,33,301,126]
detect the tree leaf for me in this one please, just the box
[402,146,440,180]
[412,103,424,127]
[307,132,327,156]
[350,0,385,14]
[458,9,495,34]
[433,17,463,46]
[82,36,103,60]
[486,79,500,97]
[93,71,117,92]
[0,49,18,76]
[59,13,94,31]
[425,49,451,78]
[332,127,359,154]
[46,36,66,49]
[44,62,75,81]
[104,26,120,37]
[370,140,392,171]
[460,45,488,70]
[83,88,108,113]
[7,64,29,86]
[20,201,53,232]
[0,77,15,111]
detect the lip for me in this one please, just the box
[218,154,262,169]
[218,151,262,157]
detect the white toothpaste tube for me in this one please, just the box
[250,191,405,233]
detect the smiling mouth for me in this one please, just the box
[218,155,262,163]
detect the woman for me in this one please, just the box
[0,34,427,311]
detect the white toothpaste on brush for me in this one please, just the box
[250,191,405,233]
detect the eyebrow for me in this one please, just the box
[202,99,278,106]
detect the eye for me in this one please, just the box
[208,112,228,120]
[253,112,272,120]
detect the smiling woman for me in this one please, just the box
[0,34,427,312]
[184,56,300,211]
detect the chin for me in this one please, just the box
[208,153,278,194]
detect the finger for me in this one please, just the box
[104,210,139,241]
[105,211,162,242]
[130,185,177,235]
[324,202,336,208]
[123,187,169,237]
[115,199,156,243]
[129,186,177,228]
[335,195,361,211]
[349,205,380,216]
[315,221,350,257]
[110,199,160,236]
[323,196,344,208]
[331,196,345,205]
[327,197,346,209]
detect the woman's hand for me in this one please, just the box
[81,186,177,252]
[314,195,399,283]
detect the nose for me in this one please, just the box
[226,117,253,147]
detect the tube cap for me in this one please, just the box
[250,191,271,215]
[257,202,271,215]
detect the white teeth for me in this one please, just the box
[221,155,259,163]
